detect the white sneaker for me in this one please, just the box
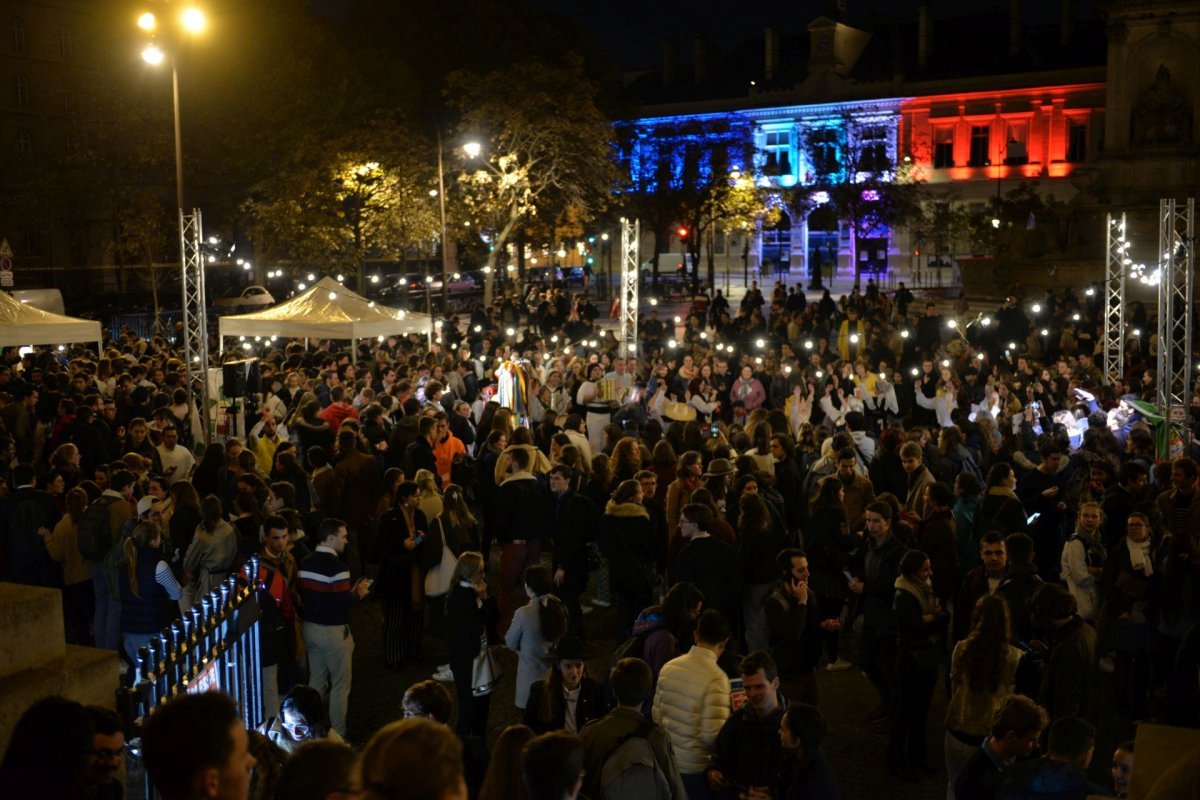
[824,657,853,672]
[1098,656,1115,674]
[590,598,612,608]
[432,665,454,682]
[580,603,594,615]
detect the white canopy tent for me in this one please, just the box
[0,291,103,352]
[217,277,433,355]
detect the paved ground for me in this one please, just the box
[343,562,1132,799]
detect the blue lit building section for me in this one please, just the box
[623,97,907,281]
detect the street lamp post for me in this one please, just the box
[139,7,210,443]
[434,136,481,317]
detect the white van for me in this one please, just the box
[10,288,65,315]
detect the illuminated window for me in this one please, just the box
[968,125,989,167]
[15,74,28,108]
[856,125,890,173]
[763,131,792,176]
[1004,123,1028,165]
[1066,121,1087,162]
[11,18,25,53]
[809,128,839,175]
[933,127,954,169]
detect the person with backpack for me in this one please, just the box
[580,657,687,800]
[973,463,1028,544]
[84,468,135,653]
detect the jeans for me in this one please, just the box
[859,625,898,713]
[92,567,121,652]
[304,622,354,737]
[681,772,713,800]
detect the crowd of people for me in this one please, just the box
[1,274,1196,800]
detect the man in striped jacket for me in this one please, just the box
[298,517,371,737]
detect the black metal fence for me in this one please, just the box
[117,557,264,799]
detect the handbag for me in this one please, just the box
[424,520,458,598]
[471,636,502,697]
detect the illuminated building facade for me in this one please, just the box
[625,1,1197,291]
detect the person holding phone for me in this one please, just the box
[376,481,430,669]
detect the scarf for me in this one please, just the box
[1127,538,1154,576]
[986,486,1020,501]
[894,573,935,615]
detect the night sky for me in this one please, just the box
[515,0,1099,70]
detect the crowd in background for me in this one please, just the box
[0,275,1196,800]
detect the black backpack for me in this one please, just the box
[76,496,119,562]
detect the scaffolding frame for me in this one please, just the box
[1155,198,1195,444]
[1103,213,1127,384]
[180,208,211,444]
[620,218,640,359]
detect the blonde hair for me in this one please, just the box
[451,551,484,585]
[414,469,440,498]
[121,521,161,598]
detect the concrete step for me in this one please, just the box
[0,583,65,680]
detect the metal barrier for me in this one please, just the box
[118,557,264,799]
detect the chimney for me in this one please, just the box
[661,38,678,87]
[917,5,931,70]
[693,34,707,85]
[1009,0,1021,57]
[764,27,780,81]
[1060,0,1073,47]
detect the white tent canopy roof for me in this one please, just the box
[0,291,103,351]
[217,277,432,341]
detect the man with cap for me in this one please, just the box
[522,635,609,735]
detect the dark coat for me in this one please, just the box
[765,583,827,677]
[404,436,439,482]
[677,534,742,623]
[374,507,429,605]
[995,563,1044,644]
[917,510,960,606]
[2,487,63,586]
[601,501,662,590]
[448,583,495,668]
[851,533,906,634]
[712,698,789,789]
[1039,616,1097,722]
[521,675,608,735]
[495,474,551,544]
[550,490,595,591]
[334,449,381,531]
[953,745,1005,800]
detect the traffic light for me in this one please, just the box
[678,226,689,239]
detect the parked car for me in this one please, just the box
[213,285,275,309]
[376,272,477,304]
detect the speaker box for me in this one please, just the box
[222,358,260,398]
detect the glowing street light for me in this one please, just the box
[137,12,157,31]
[141,44,164,64]
[462,141,482,159]
[180,7,206,33]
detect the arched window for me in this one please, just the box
[11,18,25,53]
[15,74,28,108]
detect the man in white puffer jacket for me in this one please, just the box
[652,609,732,800]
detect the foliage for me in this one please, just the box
[242,118,440,293]
[618,116,778,292]
[447,55,617,303]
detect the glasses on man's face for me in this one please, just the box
[283,721,311,737]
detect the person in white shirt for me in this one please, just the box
[155,424,195,485]
[1060,502,1105,623]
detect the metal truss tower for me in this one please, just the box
[180,208,211,444]
[1155,198,1195,444]
[1103,213,1127,384]
[620,218,640,359]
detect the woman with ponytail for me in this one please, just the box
[505,564,568,711]
[118,521,182,665]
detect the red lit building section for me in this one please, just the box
[900,84,1107,184]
